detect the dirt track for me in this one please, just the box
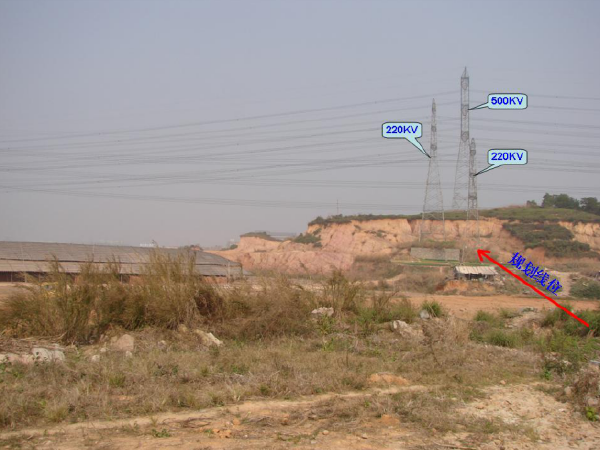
[2,383,599,449]
[406,294,599,319]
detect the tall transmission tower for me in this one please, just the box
[420,99,445,241]
[452,67,470,212]
[467,137,480,242]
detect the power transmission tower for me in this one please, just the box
[420,99,445,242]
[452,67,470,212]
[467,137,480,242]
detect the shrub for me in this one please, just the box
[570,278,600,300]
[421,300,444,318]
[293,232,322,245]
[319,271,363,313]
[486,330,520,348]
[0,254,222,344]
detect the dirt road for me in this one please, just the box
[407,294,599,319]
[1,383,598,449]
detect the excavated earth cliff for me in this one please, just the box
[212,218,600,275]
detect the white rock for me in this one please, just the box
[585,396,599,407]
[194,330,223,347]
[32,347,65,362]
[419,310,431,320]
[99,347,107,353]
[125,350,133,358]
[90,354,101,363]
[311,307,334,318]
[157,340,167,349]
[111,334,135,352]
[390,320,410,331]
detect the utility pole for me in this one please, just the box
[420,99,445,242]
[452,67,470,213]
[467,137,480,244]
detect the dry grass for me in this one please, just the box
[0,313,541,431]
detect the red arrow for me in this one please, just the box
[477,249,589,327]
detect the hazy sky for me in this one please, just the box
[1,0,599,247]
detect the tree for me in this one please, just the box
[542,193,555,208]
[580,197,600,215]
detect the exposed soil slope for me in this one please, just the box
[213,218,600,275]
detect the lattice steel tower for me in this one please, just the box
[467,138,480,241]
[420,99,445,241]
[452,67,470,211]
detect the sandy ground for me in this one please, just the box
[406,294,599,319]
[0,283,22,300]
[1,383,598,449]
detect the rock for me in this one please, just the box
[0,353,34,365]
[157,340,167,350]
[111,334,135,352]
[322,430,329,435]
[419,310,431,320]
[520,307,538,313]
[99,347,107,353]
[90,354,101,363]
[389,320,410,332]
[585,396,599,407]
[232,418,241,426]
[194,330,223,347]
[361,433,368,439]
[500,380,506,385]
[564,386,573,397]
[125,350,133,358]
[368,372,409,386]
[310,440,317,445]
[177,324,189,333]
[32,347,65,362]
[311,307,334,318]
[389,320,423,341]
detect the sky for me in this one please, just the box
[1,0,599,248]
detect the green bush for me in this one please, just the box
[421,300,444,318]
[293,232,322,245]
[486,330,521,348]
[570,279,600,300]
[502,222,597,257]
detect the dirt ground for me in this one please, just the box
[1,383,598,450]
[406,294,599,319]
[0,283,22,302]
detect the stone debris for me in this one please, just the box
[389,320,423,341]
[311,307,334,318]
[194,330,223,347]
[389,320,410,332]
[32,347,65,362]
[1,346,65,365]
[111,334,135,352]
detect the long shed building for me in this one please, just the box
[0,241,243,282]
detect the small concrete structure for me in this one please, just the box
[454,265,498,281]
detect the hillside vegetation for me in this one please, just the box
[310,207,600,227]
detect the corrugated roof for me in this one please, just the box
[454,265,498,276]
[0,241,241,277]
